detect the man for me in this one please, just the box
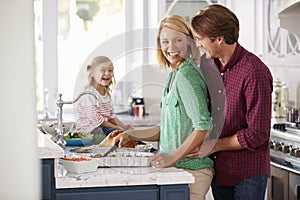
[188,4,273,200]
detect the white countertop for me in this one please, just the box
[116,113,160,127]
[37,129,64,159]
[55,166,195,189]
[37,127,194,189]
[271,129,300,143]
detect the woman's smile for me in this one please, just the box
[168,51,181,57]
[160,27,189,68]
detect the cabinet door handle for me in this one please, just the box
[271,176,274,198]
[297,185,299,198]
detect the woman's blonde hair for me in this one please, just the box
[156,15,200,67]
[85,56,116,96]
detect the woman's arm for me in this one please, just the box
[150,129,208,167]
[109,117,132,130]
[114,126,160,147]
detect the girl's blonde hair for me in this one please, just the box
[85,56,116,96]
[156,14,200,67]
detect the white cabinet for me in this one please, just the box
[262,0,300,66]
[277,0,300,37]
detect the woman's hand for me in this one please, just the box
[149,154,175,168]
[112,131,137,148]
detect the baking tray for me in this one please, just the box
[69,144,153,154]
[94,152,153,167]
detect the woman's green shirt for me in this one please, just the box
[159,59,214,171]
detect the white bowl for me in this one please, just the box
[61,158,98,173]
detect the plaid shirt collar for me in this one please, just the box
[213,42,244,73]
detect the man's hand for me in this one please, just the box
[186,139,217,158]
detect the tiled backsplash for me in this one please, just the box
[269,65,300,108]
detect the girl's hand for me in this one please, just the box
[149,154,174,168]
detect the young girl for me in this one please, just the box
[76,56,132,138]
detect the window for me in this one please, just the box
[34,0,125,117]
[34,0,212,119]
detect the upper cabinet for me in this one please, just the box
[264,0,300,66]
[164,0,217,21]
[277,0,300,37]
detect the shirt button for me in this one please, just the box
[218,90,222,94]
[220,73,224,76]
[217,107,221,110]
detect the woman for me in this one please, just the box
[114,15,213,200]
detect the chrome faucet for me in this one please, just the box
[55,91,98,149]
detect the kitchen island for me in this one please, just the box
[37,130,194,200]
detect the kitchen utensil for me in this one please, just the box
[102,142,119,157]
[134,104,145,118]
[69,147,93,153]
[128,97,145,116]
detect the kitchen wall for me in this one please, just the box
[226,0,300,109]
[0,0,40,199]
[263,0,300,108]
[141,64,169,115]
[268,65,300,108]
[166,0,298,111]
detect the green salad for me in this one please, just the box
[64,132,94,140]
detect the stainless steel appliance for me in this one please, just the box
[269,125,300,200]
[128,97,145,116]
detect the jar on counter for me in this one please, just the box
[272,78,289,118]
[286,107,299,123]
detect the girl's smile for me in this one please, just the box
[91,61,114,90]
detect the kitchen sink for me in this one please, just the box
[37,119,75,137]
